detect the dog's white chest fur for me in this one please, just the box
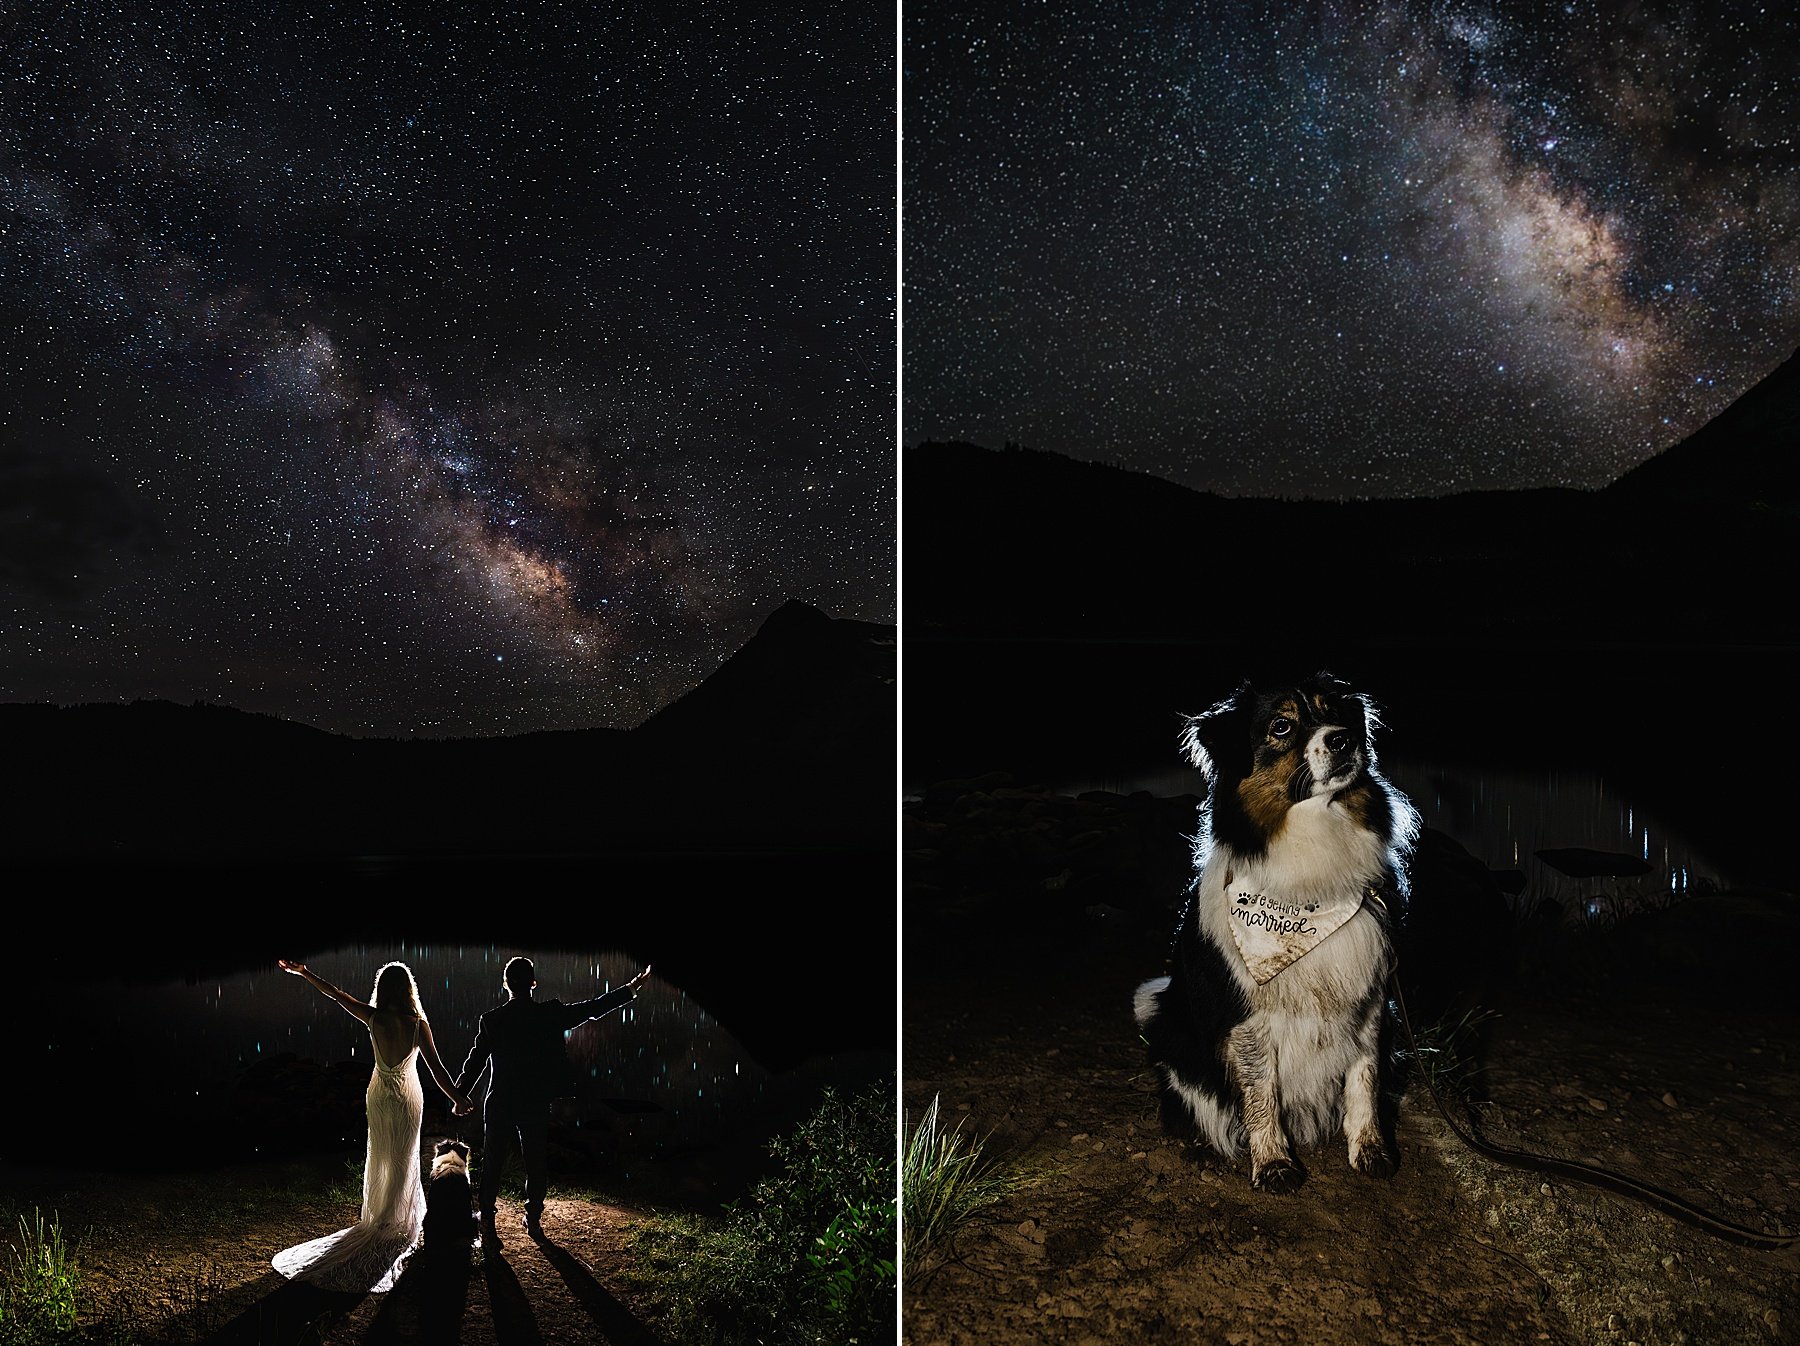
[1235,794,1387,898]
[1200,796,1389,981]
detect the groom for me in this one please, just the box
[455,955,652,1247]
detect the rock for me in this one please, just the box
[1394,827,1517,1026]
[927,771,1015,803]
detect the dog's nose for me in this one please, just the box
[1325,730,1350,755]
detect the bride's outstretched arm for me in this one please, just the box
[278,959,374,1025]
[418,1019,474,1114]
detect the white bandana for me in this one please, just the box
[1225,883,1366,984]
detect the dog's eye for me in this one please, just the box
[1269,717,1292,738]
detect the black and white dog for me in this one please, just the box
[419,1138,477,1258]
[1133,672,1420,1192]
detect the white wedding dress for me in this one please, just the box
[273,1017,427,1294]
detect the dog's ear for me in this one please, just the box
[1355,690,1385,738]
[1177,715,1209,774]
[1179,681,1249,777]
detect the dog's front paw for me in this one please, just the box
[1350,1141,1396,1181]
[1251,1157,1305,1194]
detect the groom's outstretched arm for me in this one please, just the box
[557,985,634,1030]
[557,966,651,1030]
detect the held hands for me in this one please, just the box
[452,1095,476,1117]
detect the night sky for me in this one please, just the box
[1,2,893,738]
[904,0,1800,499]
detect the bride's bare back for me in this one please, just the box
[368,1008,419,1068]
[277,959,467,1108]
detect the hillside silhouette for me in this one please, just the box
[904,432,1789,648]
[3,599,891,862]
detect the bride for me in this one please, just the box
[274,958,473,1293]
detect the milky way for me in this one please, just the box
[1,3,892,736]
[904,0,1800,497]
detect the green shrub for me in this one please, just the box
[628,1084,897,1346]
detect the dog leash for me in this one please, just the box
[1385,966,1799,1251]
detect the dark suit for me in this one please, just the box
[455,986,636,1222]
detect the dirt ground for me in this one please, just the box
[0,1039,905,1345]
[0,1155,674,1345]
[901,785,1800,1346]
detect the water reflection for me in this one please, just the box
[261,942,759,1137]
[1381,758,1724,917]
[113,948,767,1155]
[1050,756,1725,919]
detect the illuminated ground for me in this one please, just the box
[0,1166,664,1346]
[902,792,1800,1346]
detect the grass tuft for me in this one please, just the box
[901,1094,1035,1277]
[323,1154,365,1206]
[0,1207,80,1345]
[1404,1004,1501,1103]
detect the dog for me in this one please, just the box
[1133,671,1420,1192]
[419,1138,477,1257]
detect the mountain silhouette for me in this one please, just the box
[638,599,895,762]
[1608,345,1800,507]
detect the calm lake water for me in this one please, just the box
[6,946,774,1169]
[1048,755,1726,920]
[218,949,764,1132]
[904,634,1790,894]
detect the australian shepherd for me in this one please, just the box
[1133,672,1420,1192]
[419,1138,477,1257]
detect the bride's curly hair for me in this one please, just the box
[372,961,423,1017]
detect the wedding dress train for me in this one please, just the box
[272,1023,426,1293]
